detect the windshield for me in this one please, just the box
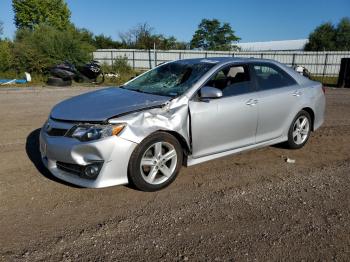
[123,61,216,97]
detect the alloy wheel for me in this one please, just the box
[140,141,178,185]
[292,115,310,145]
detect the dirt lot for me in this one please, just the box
[0,87,349,261]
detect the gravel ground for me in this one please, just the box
[0,87,349,261]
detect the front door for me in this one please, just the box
[189,64,258,158]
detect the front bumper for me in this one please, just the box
[39,128,137,188]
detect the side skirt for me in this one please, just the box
[185,136,287,167]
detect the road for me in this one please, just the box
[0,87,349,261]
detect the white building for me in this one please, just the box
[237,39,308,51]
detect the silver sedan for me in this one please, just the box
[40,57,325,191]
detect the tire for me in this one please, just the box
[47,77,72,87]
[286,110,312,149]
[128,132,183,191]
[74,73,104,84]
[91,72,105,85]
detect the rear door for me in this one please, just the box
[252,63,301,143]
[189,64,258,158]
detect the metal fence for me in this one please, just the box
[93,49,350,78]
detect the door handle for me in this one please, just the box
[292,90,302,97]
[246,99,258,106]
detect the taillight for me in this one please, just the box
[322,85,326,94]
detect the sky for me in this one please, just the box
[1,0,349,42]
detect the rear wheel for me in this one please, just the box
[128,132,183,191]
[286,110,311,149]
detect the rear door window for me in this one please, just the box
[253,63,297,91]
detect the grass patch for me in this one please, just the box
[0,56,142,88]
[0,70,143,88]
[102,70,141,86]
[310,75,338,86]
[0,71,48,87]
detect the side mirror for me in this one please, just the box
[200,86,223,99]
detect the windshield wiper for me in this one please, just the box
[122,85,174,97]
[131,88,151,94]
[119,85,147,94]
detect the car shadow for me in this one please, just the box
[271,142,289,149]
[25,128,81,188]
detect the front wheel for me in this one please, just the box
[286,110,311,149]
[128,132,183,191]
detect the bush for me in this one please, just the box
[101,56,136,85]
[0,40,14,72]
[12,24,95,73]
[101,56,133,76]
[112,56,133,74]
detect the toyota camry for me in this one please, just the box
[40,57,325,191]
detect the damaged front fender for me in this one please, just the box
[108,96,191,150]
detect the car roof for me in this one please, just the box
[176,56,279,65]
[175,57,313,86]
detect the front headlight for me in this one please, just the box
[67,124,125,142]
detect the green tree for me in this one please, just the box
[305,22,336,51]
[0,40,13,71]
[119,23,189,50]
[12,0,71,30]
[119,23,155,49]
[93,34,122,49]
[335,17,350,50]
[305,17,350,51]
[76,28,95,46]
[190,19,240,50]
[13,24,95,72]
[153,35,188,50]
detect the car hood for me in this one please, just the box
[50,87,171,122]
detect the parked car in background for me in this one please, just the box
[40,57,326,191]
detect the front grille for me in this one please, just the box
[56,161,84,175]
[47,128,68,136]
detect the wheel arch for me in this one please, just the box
[301,107,315,131]
[133,129,191,158]
[138,130,191,165]
[159,130,191,156]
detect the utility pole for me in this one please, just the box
[153,42,156,68]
